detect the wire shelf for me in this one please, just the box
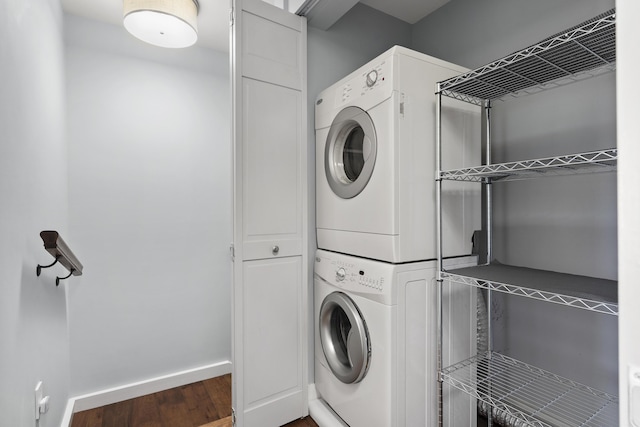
[442,264,617,316]
[441,352,619,427]
[439,148,617,182]
[437,9,616,104]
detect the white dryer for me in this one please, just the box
[312,249,478,427]
[315,46,481,263]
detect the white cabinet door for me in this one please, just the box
[241,257,305,426]
[241,77,303,260]
[231,1,307,426]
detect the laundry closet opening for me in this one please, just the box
[64,12,232,400]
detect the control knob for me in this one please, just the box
[336,268,346,281]
[366,70,378,87]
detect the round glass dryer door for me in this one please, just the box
[325,106,377,199]
[319,291,371,384]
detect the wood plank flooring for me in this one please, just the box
[70,374,318,427]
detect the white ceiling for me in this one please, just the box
[61,0,449,52]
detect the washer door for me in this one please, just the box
[324,106,377,199]
[319,291,371,384]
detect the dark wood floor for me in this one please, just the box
[70,374,318,427]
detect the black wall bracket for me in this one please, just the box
[36,231,83,286]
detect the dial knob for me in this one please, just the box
[366,70,378,87]
[336,268,346,281]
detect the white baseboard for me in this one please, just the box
[61,360,231,427]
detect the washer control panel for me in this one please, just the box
[357,268,385,291]
[332,259,385,292]
[315,251,396,301]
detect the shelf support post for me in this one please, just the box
[435,85,444,427]
[485,99,493,266]
[484,99,494,427]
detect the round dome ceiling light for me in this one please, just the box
[123,0,199,49]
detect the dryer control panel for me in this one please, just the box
[335,58,392,108]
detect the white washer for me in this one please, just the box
[313,249,478,427]
[315,46,481,263]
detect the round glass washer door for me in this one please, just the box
[324,106,377,199]
[319,291,371,384]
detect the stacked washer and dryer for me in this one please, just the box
[311,46,481,427]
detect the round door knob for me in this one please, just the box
[272,246,279,255]
[336,268,346,281]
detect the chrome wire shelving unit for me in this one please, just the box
[435,8,618,427]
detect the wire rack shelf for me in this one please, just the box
[439,148,617,182]
[441,352,619,427]
[442,264,617,316]
[437,9,616,104]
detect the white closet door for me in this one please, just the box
[231,1,307,426]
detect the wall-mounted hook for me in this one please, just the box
[56,269,75,287]
[37,255,60,277]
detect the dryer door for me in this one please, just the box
[324,106,377,199]
[319,291,371,384]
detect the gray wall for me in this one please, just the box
[411,0,617,394]
[64,14,232,396]
[307,3,412,379]
[0,0,70,425]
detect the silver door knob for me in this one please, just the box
[272,245,279,255]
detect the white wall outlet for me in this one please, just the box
[631,365,640,427]
[34,381,50,421]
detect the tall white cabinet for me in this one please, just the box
[231,1,308,426]
[435,9,619,427]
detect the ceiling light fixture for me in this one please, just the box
[123,0,199,48]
